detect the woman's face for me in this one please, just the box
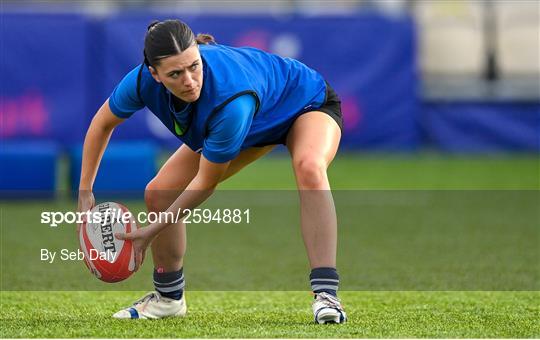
[149,44,203,103]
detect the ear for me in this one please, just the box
[149,66,161,83]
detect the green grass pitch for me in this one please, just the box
[1,153,539,338]
[2,291,538,338]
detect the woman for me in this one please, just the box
[78,19,346,324]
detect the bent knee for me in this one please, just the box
[292,156,328,189]
[145,180,179,213]
[144,181,159,211]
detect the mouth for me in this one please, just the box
[182,88,197,95]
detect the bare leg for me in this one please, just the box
[286,111,341,269]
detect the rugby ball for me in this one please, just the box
[79,202,137,283]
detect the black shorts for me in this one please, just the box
[255,81,343,147]
[316,81,344,132]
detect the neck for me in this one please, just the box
[172,95,189,112]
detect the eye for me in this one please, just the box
[169,71,180,79]
[190,64,198,71]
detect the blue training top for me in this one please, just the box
[109,43,327,163]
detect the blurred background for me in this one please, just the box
[0,0,539,195]
[1,0,539,294]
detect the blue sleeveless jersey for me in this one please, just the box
[110,44,327,154]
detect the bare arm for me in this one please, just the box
[77,100,125,230]
[79,99,125,190]
[117,156,230,270]
[147,156,229,238]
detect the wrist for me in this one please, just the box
[78,189,93,196]
[79,177,94,191]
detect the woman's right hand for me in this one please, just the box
[76,99,123,234]
[77,191,95,233]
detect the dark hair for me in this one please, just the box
[144,19,215,67]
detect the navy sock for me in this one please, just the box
[153,268,184,300]
[310,267,339,297]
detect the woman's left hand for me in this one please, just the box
[115,226,154,272]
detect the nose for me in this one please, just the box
[183,73,194,88]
